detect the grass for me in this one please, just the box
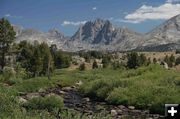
[24,95,64,112]
[0,64,180,118]
[79,64,180,114]
[0,68,113,119]
[14,77,56,93]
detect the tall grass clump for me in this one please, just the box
[24,95,64,116]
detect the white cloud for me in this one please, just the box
[4,14,22,18]
[5,14,11,17]
[123,3,180,23]
[92,7,97,10]
[62,20,87,26]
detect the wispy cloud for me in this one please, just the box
[92,7,97,10]
[108,17,114,20]
[61,20,87,26]
[5,14,11,17]
[4,14,23,19]
[122,2,180,23]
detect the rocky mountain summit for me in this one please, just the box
[14,26,68,49]
[14,14,180,52]
[64,19,144,51]
[140,14,180,51]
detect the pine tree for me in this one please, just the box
[102,56,109,68]
[0,18,16,69]
[139,54,147,66]
[79,63,86,71]
[127,52,140,69]
[169,54,175,63]
[175,56,180,65]
[153,58,157,64]
[40,42,54,79]
[92,60,98,69]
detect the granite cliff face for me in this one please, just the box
[14,14,180,52]
[14,27,67,49]
[65,19,144,51]
[139,14,180,51]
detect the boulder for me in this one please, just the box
[117,109,123,114]
[76,80,83,86]
[160,61,169,69]
[62,87,73,91]
[26,93,40,99]
[38,88,45,93]
[83,97,90,102]
[118,105,126,109]
[18,97,27,103]
[128,106,135,110]
[46,93,56,97]
[111,109,117,116]
[59,90,66,95]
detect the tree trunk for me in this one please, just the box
[47,58,51,80]
[1,52,5,69]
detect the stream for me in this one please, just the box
[20,86,164,119]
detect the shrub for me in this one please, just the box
[24,95,64,112]
[79,63,86,71]
[127,52,140,69]
[127,52,148,69]
[15,77,55,93]
[153,58,157,64]
[54,51,71,69]
[164,55,175,67]
[80,64,180,114]
[15,63,29,79]
[0,93,20,117]
[102,56,110,68]
[92,60,98,69]
[2,66,16,81]
[176,49,180,54]
[112,61,125,70]
[175,56,180,65]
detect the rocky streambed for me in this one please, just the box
[19,86,164,119]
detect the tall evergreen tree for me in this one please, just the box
[127,52,140,69]
[31,46,43,77]
[139,54,147,66]
[40,42,54,79]
[92,60,98,69]
[102,56,109,68]
[175,56,180,65]
[0,18,16,69]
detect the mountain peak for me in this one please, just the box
[69,19,144,51]
[48,28,64,38]
[14,15,180,52]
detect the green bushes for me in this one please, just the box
[176,49,180,54]
[164,54,176,67]
[53,51,71,69]
[15,77,56,93]
[79,63,86,71]
[92,60,98,69]
[23,95,64,119]
[2,66,16,81]
[24,95,64,112]
[17,41,55,78]
[0,93,20,117]
[80,64,180,114]
[127,52,148,69]
[175,56,180,65]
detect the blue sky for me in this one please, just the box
[0,0,180,36]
